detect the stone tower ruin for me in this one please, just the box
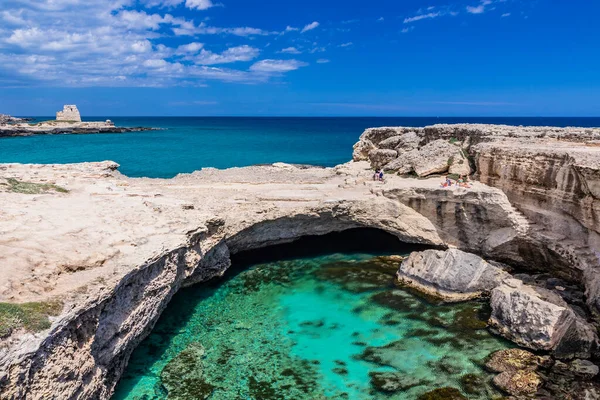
[56,105,82,122]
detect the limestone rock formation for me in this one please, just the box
[354,124,600,317]
[490,278,598,359]
[397,249,508,301]
[368,149,397,169]
[56,105,81,122]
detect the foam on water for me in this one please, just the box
[112,253,512,399]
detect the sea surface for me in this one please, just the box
[1,117,599,178]
[112,251,512,400]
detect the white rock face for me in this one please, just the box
[397,249,509,301]
[56,105,81,122]
[490,279,598,359]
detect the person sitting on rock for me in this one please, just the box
[373,169,380,181]
[378,170,384,182]
[458,175,472,188]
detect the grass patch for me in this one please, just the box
[447,173,461,181]
[447,156,455,166]
[0,301,63,337]
[449,137,460,144]
[5,178,69,194]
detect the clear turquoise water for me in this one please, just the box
[112,253,512,400]
[2,117,599,178]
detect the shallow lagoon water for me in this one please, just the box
[112,252,512,399]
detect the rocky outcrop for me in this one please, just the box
[354,124,600,316]
[397,249,508,301]
[0,161,448,399]
[490,278,598,359]
[0,122,155,137]
[0,115,30,124]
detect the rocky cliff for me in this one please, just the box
[354,124,600,313]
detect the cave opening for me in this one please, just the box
[112,227,511,400]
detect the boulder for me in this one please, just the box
[490,279,599,359]
[394,131,421,151]
[382,150,416,173]
[448,150,472,176]
[361,127,404,146]
[493,370,542,396]
[378,135,404,150]
[412,140,462,177]
[569,359,600,380]
[397,249,509,302]
[485,348,541,373]
[368,149,398,169]
[352,138,375,161]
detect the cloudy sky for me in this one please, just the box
[0,0,598,116]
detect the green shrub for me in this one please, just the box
[5,178,69,194]
[0,301,63,337]
[449,138,459,144]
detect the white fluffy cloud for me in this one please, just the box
[195,45,260,65]
[278,47,301,54]
[404,12,442,23]
[0,0,309,87]
[250,59,308,73]
[185,0,216,10]
[301,21,319,33]
[140,0,217,10]
[466,0,493,14]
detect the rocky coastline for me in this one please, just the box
[0,123,599,399]
[0,121,156,137]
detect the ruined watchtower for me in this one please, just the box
[56,105,81,122]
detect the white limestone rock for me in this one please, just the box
[397,249,509,302]
[490,279,599,359]
[368,149,398,169]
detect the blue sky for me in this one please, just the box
[0,0,598,116]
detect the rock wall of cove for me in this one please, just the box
[354,124,600,313]
[0,199,444,399]
[474,143,600,312]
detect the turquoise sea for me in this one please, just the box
[112,249,512,400]
[1,117,599,178]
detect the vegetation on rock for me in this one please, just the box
[0,301,63,337]
[3,178,69,194]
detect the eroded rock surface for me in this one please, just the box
[1,160,522,399]
[355,124,600,316]
[490,278,598,359]
[397,249,508,301]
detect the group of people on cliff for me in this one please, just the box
[441,175,471,189]
[371,169,472,188]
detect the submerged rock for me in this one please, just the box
[417,387,467,400]
[489,279,599,359]
[397,249,509,302]
[369,372,430,393]
[160,342,215,400]
[458,373,486,396]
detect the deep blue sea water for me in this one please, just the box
[1,117,599,178]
